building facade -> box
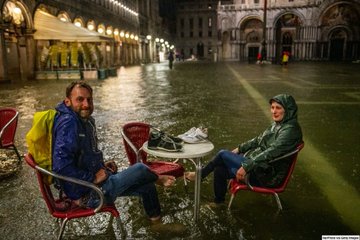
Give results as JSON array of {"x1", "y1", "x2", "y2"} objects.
[
  {"x1": 175, "y1": 0, "x2": 227, "y2": 61},
  {"x1": 0, "y1": 0, "x2": 173, "y2": 83},
  {"x1": 217, "y1": 0, "x2": 360, "y2": 62}
]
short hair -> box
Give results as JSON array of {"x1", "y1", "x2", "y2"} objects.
[{"x1": 66, "y1": 81, "x2": 93, "y2": 98}]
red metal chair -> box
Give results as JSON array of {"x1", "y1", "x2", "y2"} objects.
[
  {"x1": 228, "y1": 142, "x2": 304, "y2": 210},
  {"x1": 0, "y1": 107, "x2": 21, "y2": 161},
  {"x1": 24, "y1": 153, "x2": 121, "y2": 240},
  {"x1": 121, "y1": 122, "x2": 185, "y2": 178}
]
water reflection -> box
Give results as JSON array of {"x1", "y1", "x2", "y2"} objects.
[{"x1": 0, "y1": 61, "x2": 359, "y2": 239}]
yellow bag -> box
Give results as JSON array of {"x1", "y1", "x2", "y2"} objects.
[{"x1": 26, "y1": 110, "x2": 57, "y2": 183}]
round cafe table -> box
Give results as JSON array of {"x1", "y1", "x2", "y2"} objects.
[{"x1": 142, "y1": 141, "x2": 214, "y2": 222}]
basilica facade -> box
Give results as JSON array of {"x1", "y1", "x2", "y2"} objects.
[{"x1": 217, "y1": 0, "x2": 360, "y2": 62}]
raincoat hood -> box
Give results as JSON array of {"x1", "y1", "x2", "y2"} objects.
[{"x1": 269, "y1": 94, "x2": 298, "y2": 123}]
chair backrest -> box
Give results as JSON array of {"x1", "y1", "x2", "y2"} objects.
[
  {"x1": 122, "y1": 122, "x2": 150, "y2": 165},
  {"x1": 24, "y1": 153, "x2": 58, "y2": 215},
  {"x1": 0, "y1": 108, "x2": 19, "y2": 147},
  {"x1": 270, "y1": 142, "x2": 304, "y2": 191}
]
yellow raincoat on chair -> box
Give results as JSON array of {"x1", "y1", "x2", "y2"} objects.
[{"x1": 26, "y1": 109, "x2": 57, "y2": 183}]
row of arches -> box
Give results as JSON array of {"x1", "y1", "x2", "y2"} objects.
[
  {"x1": 0, "y1": 0, "x2": 140, "y2": 82},
  {"x1": 218, "y1": 1, "x2": 360, "y2": 62}
]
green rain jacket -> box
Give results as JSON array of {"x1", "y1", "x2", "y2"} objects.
[{"x1": 238, "y1": 94, "x2": 303, "y2": 187}]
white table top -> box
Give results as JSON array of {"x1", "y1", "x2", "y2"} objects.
[{"x1": 142, "y1": 141, "x2": 214, "y2": 159}]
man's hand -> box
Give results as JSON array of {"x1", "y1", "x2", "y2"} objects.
[
  {"x1": 236, "y1": 167, "x2": 246, "y2": 182},
  {"x1": 105, "y1": 160, "x2": 118, "y2": 173},
  {"x1": 232, "y1": 147, "x2": 239, "y2": 154},
  {"x1": 94, "y1": 168, "x2": 108, "y2": 185}
]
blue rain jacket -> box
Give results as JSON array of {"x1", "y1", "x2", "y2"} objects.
[{"x1": 52, "y1": 102, "x2": 104, "y2": 200}]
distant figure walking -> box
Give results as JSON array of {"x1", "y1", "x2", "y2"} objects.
[
  {"x1": 168, "y1": 51, "x2": 174, "y2": 69},
  {"x1": 256, "y1": 52, "x2": 262, "y2": 64},
  {"x1": 282, "y1": 51, "x2": 290, "y2": 66}
]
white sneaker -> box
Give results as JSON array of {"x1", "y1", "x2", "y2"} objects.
[
  {"x1": 181, "y1": 128, "x2": 208, "y2": 143},
  {"x1": 177, "y1": 127, "x2": 196, "y2": 139}
]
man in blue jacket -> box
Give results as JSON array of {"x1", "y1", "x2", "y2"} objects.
[{"x1": 52, "y1": 81, "x2": 174, "y2": 221}]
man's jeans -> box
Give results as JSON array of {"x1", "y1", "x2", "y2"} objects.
[
  {"x1": 201, "y1": 150, "x2": 246, "y2": 203},
  {"x1": 88, "y1": 163, "x2": 161, "y2": 218}
]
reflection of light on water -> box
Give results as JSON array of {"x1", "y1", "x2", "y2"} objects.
[
  {"x1": 227, "y1": 64, "x2": 360, "y2": 233},
  {"x1": 97, "y1": 68, "x2": 144, "y2": 111},
  {"x1": 15, "y1": 87, "x2": 39, "y2": 120}
]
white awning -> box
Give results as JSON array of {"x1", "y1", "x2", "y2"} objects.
[{"x1": 34, "y1": 10, "x2": 112, "y2": 42}]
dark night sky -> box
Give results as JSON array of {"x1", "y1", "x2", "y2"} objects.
[{"x1": 159, "y1": 0, "x2": 177, "y2": 19}]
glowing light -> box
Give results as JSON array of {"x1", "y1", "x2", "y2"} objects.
[{"x1": 13, "y1": 7, "x2": 21, "y2": 14}]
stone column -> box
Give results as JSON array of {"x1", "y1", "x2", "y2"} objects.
[
  {"x1": 0, "y1": 24, "x2": 8, "y2": 82},
  {"x1": 24, "y1": 28, "x2": 35, "y2": 80}
]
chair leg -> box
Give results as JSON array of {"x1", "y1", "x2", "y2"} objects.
[
  {"x1": 115, "y1": 216, "x2": 126, "y2": 240},
  {"x1": 13, "y1": 145, "x2": 21, "y2": 162},
  {"x1": 183, "y1": 174, "x2": 188, "y2": 186},
  {"x1": 273, "y1": 193, "x2": 283, "y2": 211},
  {"x1": 228, "y1": 194, "x2": 235, "y2": 210},
  {"x1": 58, "y1": 218, "x2": 69, "y2": 240}
]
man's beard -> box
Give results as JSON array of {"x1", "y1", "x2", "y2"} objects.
[{"x1": 78, "y1": 109, "x2": 92, "y2": 119}]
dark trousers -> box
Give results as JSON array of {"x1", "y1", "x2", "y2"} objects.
[{"x1": 201, "y1": 150, "x2": 246, "y2": 203}]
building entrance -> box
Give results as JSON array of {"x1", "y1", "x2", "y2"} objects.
[{"x1": 248, "y1": 46, "x2": 259, "y2": 63}]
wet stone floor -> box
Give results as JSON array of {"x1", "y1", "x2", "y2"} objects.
[{"x1": 0, "y1": 61, "x2": 359, "y2": 239}]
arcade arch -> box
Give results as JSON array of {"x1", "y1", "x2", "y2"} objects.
[
  {"x1": 240, "y1": 17, "x2": 263, "y2": 62},
  {"x1": 1, "y1": 0, "x2": 34, "y2": 81},
  {"x1": 273, "y1": 12, "x2": 303, "y2": 62},
  {"x1": 319, "y1": 2, "x2": 360, "y2": 60}
]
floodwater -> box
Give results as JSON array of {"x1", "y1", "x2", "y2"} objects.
[{"x1": 0, "y1": 61, "x2": 359, "y2": 239}]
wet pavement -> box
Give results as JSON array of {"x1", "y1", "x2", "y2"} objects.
[{"x1": 0, "y1": 61, "x2": 359, "y2": 239}]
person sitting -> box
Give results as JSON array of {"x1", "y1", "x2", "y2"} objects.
[
  {"x1": 185, "y1": 94, "x2": 303, "y2": 204},
  {"x1": 52, "y1": 80, "x2": 175, "y2": 221}
]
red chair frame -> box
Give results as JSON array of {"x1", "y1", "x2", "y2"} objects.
[
  {"x1": 228, "y1": 142, "x2": 304, "y2": 210},
  {"x1": 121, "y1": 122, "x2": 185, "y2": 178},
  {"x1": 24, "y1": 153, "x2": 121, "y2": 240},
  {"x1": 0, "y1": 107, "x2": 21, "y2": 161}
]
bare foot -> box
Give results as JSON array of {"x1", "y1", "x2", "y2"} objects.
[
  {"x1": 184, "y1": 172, "x2": 195, "y2": 182},
  {"x1": 156, "y1": 175, "x2": 176, "y2": 187},
  {"x1": 149, "y1": 215, "x2": 161, "y2": 222}
]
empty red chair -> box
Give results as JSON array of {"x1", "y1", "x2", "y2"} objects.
[
  {"x1": 228, "y1": 142, "x2": 304, "y2": 210},
  {"x1": 0, "y1": 107, "x2": 21, "y2": 161},
  {"x1": 24, "y1": 153, "x2": 121, "y2": 240},
  {"x1": 121, "y1": 122, "x2": 185, "y2": 178}
]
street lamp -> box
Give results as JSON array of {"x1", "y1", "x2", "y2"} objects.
[{"x1": 262, "y1": 0, "x2": 267, "y2": 60}]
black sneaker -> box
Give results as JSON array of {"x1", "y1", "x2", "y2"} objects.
[
  {"x1": 148, "y1": 131, "x2": 183, "y2": 152},
  {"x1": 159, "y1": 131, "x2": 184, "y2": 145},
  {"x1": 151, "y1": 127, "x2": 184, "y2": 145}
]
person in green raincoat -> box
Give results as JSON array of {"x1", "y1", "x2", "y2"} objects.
[{"x1": 185, "y1": 94, "x2": 303, "y2": 204}]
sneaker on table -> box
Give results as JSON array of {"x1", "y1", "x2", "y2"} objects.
[
  {"x1": 177, "y1": 127, "x2": 196, "y2": 139},
  {"x1": 179, "y1": 127, "x2": 208, "y2": 143},
  {"x1": 148, "y1": 131, "x2": 183, "y2": 152}
]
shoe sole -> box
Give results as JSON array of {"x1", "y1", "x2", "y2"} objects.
[
  {"x1": 148, "y1": 146, "x2": 182, "y2": 152},
  {"x1": 182, "y1": 135, "x2": 208, "y2": 144}
]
